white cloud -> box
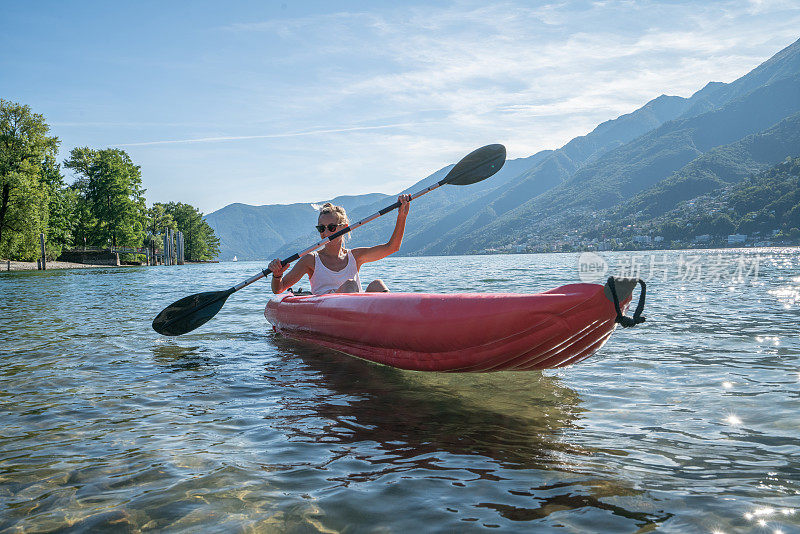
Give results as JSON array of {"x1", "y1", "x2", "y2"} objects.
[
  {"x1": 257, "y1": 2, "x2": 794, "y2": 126},
  {"x1": 112, "y1": 122, "x2": 431, "y2": 147}
]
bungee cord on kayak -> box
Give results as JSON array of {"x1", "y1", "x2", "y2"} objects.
[{"x1": 607, "y1": 276, "x2": 647, "y2": 327}]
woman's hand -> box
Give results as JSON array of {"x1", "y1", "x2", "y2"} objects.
[
  {"x1": 269, "y1": 258, "x2": 286, "y2": 278},
  {"x1": 398, "y1": 194, "x2": 411, "y2": 217}
]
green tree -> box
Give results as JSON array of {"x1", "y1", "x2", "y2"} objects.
[
  {"x1": 40, "y1": 154, "x2": 77, "y2": 259},
  {"x1": 145, "y1": 203, "x2": 176, "y2": 259},
  {"x1": 147, "y1": 203, "x2": 176, "y2": 237},
  {"x1": 157, "y1": 202, "x2": 220, "y2": 261},
  {"x1": 0, "y1": 100, "x2": 60, "y2": 260},
  {"x1": 65, "y1": 147, "x2": 147, "y2": 248}
]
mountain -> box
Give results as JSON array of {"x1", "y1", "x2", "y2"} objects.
[
  {"x1": 207, "y1": 37, "x2": 800, "y2": 259},
  {"x1": 439, "y1": 39, "x2": 800, "y2": 254},
  {"x1": 205, "y1": 193, "x2": 391, "y2": 260},
  {"x1": 223, "y1": 80, "x2": 714, "y2": 261}
]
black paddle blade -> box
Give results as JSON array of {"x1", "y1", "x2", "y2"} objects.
[
  {"x1": 444, "y1": 144, "x2": 506, "y2": 185},
  {"x1": 152, "y1": 289, "x2": 233, "y2": 336}
]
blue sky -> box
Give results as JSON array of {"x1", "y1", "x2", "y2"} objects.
[{"x1": 2, "y1": 1, "x2": 799, "y2": 214}]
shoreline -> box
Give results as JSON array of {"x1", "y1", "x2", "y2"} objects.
[
  {"x1": 2, "y1": 260, "x2": 125, "y2": 271},
  {"x1": 2, "y1": 260, "x2": 215, "y2": 272},
  {"x1": 5, "y1": 245, "x2": 796, "y2": 271}
]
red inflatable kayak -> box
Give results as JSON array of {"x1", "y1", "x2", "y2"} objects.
[{"x1": 264, "y1": 277, "x2": 645, "y2": 372}]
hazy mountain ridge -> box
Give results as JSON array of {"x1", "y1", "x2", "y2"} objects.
[
  {"x1": 206, "y1": 37, "x2": 800, "y2": 260},
  {"x1": 224, "y1": 76, "x2": 714, "y2": 260},
  {"x1": 205, "y1": 193, "x2": 392, "y2": 260}
]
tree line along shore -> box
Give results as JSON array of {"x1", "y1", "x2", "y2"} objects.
[{"x1": 1, "y1": 99, "x2": 221, "y2": 265}]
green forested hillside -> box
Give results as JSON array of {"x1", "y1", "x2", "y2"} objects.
[
  {"x1": 610, "y1": 112, "x2": 800, "y2": 220},
  {"x1": 552, "y1": 74, "x2": 800, "y2": 210},
  {"x1": 632, "y1": 157, "x2": 800, "y2": 243}
]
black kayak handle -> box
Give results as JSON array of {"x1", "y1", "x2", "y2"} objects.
[{"x1": 607, "y1": 277, "x2": 646, "y2": 327}]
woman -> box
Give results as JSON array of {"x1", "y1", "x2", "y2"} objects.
[{"x1": 268, "y1": 194, "x2": 411, "y2": 294}]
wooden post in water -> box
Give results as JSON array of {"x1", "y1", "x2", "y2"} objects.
[
  {"x1": 40, "y1": 233, "x2": 46, "y2": 270},
  {"x1": 177, "y1": 231, "x2": 184, "y2": 265},
  {"x1": 163, "y1": 231, "x2": 169, "y2": 266}
]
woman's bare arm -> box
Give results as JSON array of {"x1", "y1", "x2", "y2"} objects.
[
  {"x1": 352, "y1": 194, "x2": 410, "y2": 267},
  {"x1": 269, "y1": 255, "x2": 313, "y2": 294}
]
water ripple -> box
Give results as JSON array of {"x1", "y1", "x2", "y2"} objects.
[{"x1": 1, "y1": 250, "x2": 799, "y2": 532}]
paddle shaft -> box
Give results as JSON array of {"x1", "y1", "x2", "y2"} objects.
[
  {"x1": 230, "y1": 180, "x2": 446, "y2": 293},
  {"x1": 156, "y1": 175, "x2": 453, "y2": 335},
  {"x1": 151, "y1": 144, "x2": 504, "y2": 336}
]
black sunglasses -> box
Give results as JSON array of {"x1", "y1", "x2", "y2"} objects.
[{"x1": 316, "y1": 223, "x2": 342, "y2": 233}]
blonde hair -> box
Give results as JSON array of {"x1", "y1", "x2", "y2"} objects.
[{"x1": 319, "y1": 202, "x2": 349, "y2": 226}]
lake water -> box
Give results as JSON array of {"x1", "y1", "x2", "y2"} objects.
[{"x1": 1, "y1": 249, "x2": 799, "y2": 533}]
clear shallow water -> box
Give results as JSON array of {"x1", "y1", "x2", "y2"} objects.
[{"x1": 1, "y1": 249, "x2": 798, "y2": 533}]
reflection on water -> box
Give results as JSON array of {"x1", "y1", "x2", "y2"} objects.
[
  {"x1": 268, "y1": 338, "x2": 672, "y2": 530},
  {"x1": 273, "y1": 337, "x2": 585, "y2": 464},
  {"x1": 1, "y1": 249, "x2": 799, "y2": 532},
  {"x1": 151, "y1": 342, "x2": 210, "y2": 371}
]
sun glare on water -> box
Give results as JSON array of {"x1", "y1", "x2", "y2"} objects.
[{"x1": 725, "y1": 414, "x2": 742, "y2": 426}]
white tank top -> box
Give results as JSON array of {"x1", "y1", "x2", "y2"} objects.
[{"x1": 309, "y1": 250, "x2": 362, "y2": 294}]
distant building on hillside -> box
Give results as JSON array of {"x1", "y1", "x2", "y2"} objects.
[
  {"x1": 693, "y1": 234, "x2": 711, "y2": 243},
  {"x1": 633, "y1": 235, "x2": 651, "y2": 244},
  {"x1": 728, "y1": 234, "x2": 747, "y2": 244}
]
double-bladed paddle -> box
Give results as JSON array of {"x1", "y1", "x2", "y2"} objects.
[{"x1": 152, "y1": 144, "x2": 506, "y2": 336}]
